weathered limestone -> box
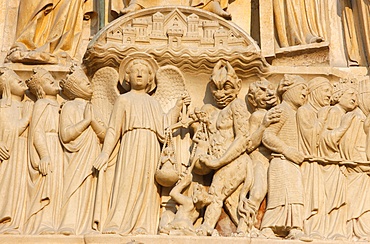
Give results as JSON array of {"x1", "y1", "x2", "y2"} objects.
[{"x1": 0, "y1": 1, "x2": 369, "y2": 243}]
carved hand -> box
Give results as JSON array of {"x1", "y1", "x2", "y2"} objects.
[
  {"x1": 282, "y1": 147, "x2": 305, "y2": 165},
  {"x1": 39, "y1": 156, "x2": 51, "y2": 176},
  {"x1": 262, "y1": 107, "x2": 282, "y2": 128},
  {"x1": 93, "y1": 152, "x2": 109, "y2": 171},
  {"x1": 0, "y1": 141, "x2": 10, "y2": 161},
  {"x1": 176, "y1": 91, "x2": 191, "y2": 108}
]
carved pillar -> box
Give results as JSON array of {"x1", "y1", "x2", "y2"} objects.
[{"x1": 259, "y1": 0, "x2": 275, "y2": 58}]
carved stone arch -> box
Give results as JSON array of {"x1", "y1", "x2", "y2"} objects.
[{"x1": 84, "y1": 6, "x2": 269, "y2": 80}]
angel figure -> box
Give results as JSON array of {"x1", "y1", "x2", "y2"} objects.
[
  {"x1": 25, "y1": 68, "x2": 63, "y2": 235},
  {"x1": 58, "y1": 66, "x2": 106, "y2": 235},
  {"x1": 93, "y1": 54, "x2": 191, "y2": 235},
  {"x1": 0, "y1": 68, "x2": 32, "y2": 234}
]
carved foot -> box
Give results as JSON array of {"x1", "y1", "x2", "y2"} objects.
[
  {"x1": 7, "y1": 48, "x2": 58, "y2": 64},
  {"x1": 131, "y1": 227, "x2": 148, "y2": 235},
  {"x1": 202, "y1": 1, "x2": 231, "y2": 20},
  {"x1": 286, "y1": 228, "x2": 312, "y2": 242},
  {"x1": 2, "y1": 228, "x2": 21, "y2": 235},
  {"x1": 102, "y1": 228, "x2": 117, "y2": 234},
  {"x1": 196, "y1": 223, "x2": 213, "y2": 236},
  {"x1": 58, "y1": 227, "x2": 75, "y2": 236},
  {"x1": 308, "y1": 36, "x2": 324, "y2": 44},
  {"x1": 120, "y1": 4, "x2": 142, "y2": 16},
  {"x1": 39, "y1": 228, "x2": 56, "y2": 235},
  {"x1": 259, "y1": 228, "x2": 279, "y2": 239}
]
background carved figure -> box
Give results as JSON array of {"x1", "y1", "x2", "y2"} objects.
[
  {"x1": 26, "y1": 68, "x2": 63, "y2": 234},
  {"x1": 273, "y1": 0, "x2": 327, "y2": 48},
  {"x1": 297, "y1": 77, "x2": 332, "y2": 240},
  {"x1": 58, "y1": 67, "x2": 105, "y2": 235},
  {"x1": 93, "y1": 56, "x2": 190, "y2": 235},
  {"x1": 8, "y1": 0, "x2": 96, "y2": 64},
  {"x1": 260, "y1": 75, "x2": 308, "y2": 240},
  {"x1": 0, "y1": 68, "x2": 32, "y2": 234},
  {"x1": 237, "y1": 78, "x2": 279, "y2": 237},
  {"x1": 317, "y1": 81, "x2": 357, "y2": 240}
]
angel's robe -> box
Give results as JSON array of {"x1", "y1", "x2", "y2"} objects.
[
  {"x1": 59, "y1": 99, "x2": 100, "y2": 235},
  {"x1": 0, "y1": 100, "x2": 29, "y2": 233},
  {"x1": 102, "y1": 91, "x2": 165, "y2": 234},
  {"x1": 26, "y1": 99, "x2": 63, "y2": 234},
  {"x1": 317, "y1": 104, "x2": 347, "y2": 239}
]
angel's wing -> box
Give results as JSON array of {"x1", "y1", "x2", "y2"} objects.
[
  {"x1": 91, "y1": 67, "x2": 120, "y2": 125},
  {"x1": 153, "y1": 65, "x2": 186, "y2": 113}
]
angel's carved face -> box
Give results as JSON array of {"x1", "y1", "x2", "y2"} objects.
[
  {"x1": 128, "y1": 62, "x2": 150, "y2": 91},
  {"x1": 210, "y1": 64, "x2": 241, "y2": 108}
]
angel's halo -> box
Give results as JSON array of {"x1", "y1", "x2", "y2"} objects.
[{"x1": 118, "y1": 52, "x2": 159, "y2": 93}]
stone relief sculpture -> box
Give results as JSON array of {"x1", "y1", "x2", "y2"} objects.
[
  {"x1": 1, "y1": 2, "x2": 370, "y2": 243},
  {"x1": 7, "y1": 0, "x2": 96, "y2": 64},
  {"x1": 26, "y1": 68, "x2": 64, "y2": 234},
  {"x1": 297, "y1": 77, "x2": 333, "y2": 240},
  {"x1": 273, "y1": 0, "x2": 327, "y2": 48},
  {"x1": 111, "y1": 0, "x2": 231, "y2": 19},
  {"x1": 317, "y1": 80, "x2": 357, "y2": 240},
  {"x1": 236, "y1": 78, "x2": 279, "y2": 237},
  {"x1": 260, "y1": 75, "x2": 308, "y2": 240},
  {"x1": 0, "y1": 68, "x2": 32, "y2": 234},
  {"x1": 58, "y1": 66, "x2": 105, "y2": 235},
  {"x1": 92, "y1": 54, "x2": 191, "y2": 235}
]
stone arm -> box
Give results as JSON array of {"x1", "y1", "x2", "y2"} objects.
[
  {"x1": 100, "y1": 97, "x2": 125, "y2": 157},
  {"x1": 245, "y1": 111, "x2": 266, "y2": 153},
  {"x1": 17, "y1": 100, "x2": 33, "y2": 136},
  {"x1": 262, "y1": 109, "x2": 287, "y2": 155},
  {"x1": 59, "y1": 103, "x2": 91, "y2": 144},
  {"x1": 209, "y1": 99, "x2": 251, "y2": 169}
]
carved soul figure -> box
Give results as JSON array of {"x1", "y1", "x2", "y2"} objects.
[
  {"x1": 260, "y1": 74, "x2": 308, "y2": 240},
  {"x1": 317, "y1": 81, "x2": 358, "y2": 240},
  {"x1": 26, "y1": 68, "x2": 64, "y2": 234},
  {"x1": 297, "y1": 77, "x2": 333, "y2": 240},
  {"x1": 93, "y1": 57, "x2": 190, "y2": 235},
  {"x1": 111, "y1": 0, "x2": 231, "y2": 19},
  {"x1": 58, "y1": 67, "x2": 105, "y2": 235},
  {"x1": 0, "y1": 69, "x2": 32, "y2": 234}
]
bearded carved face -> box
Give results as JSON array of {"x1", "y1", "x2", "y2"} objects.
[{"x1": 210, "y1": 61, "x2": 241, "y2": 108}]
